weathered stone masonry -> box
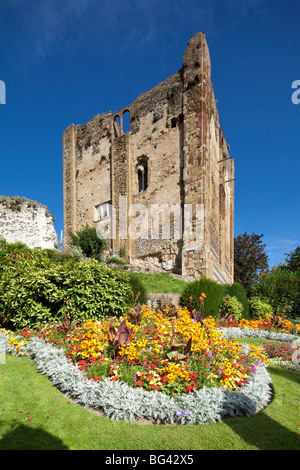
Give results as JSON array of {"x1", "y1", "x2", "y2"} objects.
[
  {"x1": 63, "y1": 32, "x2": 235, "y2": 284},
  {"x1": 0, "y1": 196, "x2": 57, "y2": 249}
]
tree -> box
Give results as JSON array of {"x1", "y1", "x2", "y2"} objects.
[
  {"x1": 284, "y1": 245, "x2": 300, "y2": 272},
  {"x1": 253, "y1": 266, "x2": 300, "y2": 317},
  {"x1": 234, "y1": 232, "x2": 269, "y2": 293}
]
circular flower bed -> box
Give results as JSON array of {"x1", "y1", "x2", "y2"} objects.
[
  {"x1": 0, "y1": 303, "x2": 276, "y2": 424},
  {"x1": 13, "y1": 304, "x2": 270, "y2": 395}
]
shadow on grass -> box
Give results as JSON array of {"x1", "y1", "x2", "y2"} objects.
[
  {"x1": 223, "y1": 375, "x2": 300, "y2": 450},
  {"x1": 224, "y1": 411, "x2": 300, "y2": 450},
  {"x1": 0, "y1": 423, "x2": 68, "y2": 450},
  {"x1": 268, "y1": 364, "x2": 300, "y2": 386}
]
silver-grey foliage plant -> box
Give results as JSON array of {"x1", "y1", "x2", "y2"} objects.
[{"x1": 219, "y1": 326, "x2": 299, "y2": 343}]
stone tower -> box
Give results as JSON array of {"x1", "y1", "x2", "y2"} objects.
[{"x1": 63, "y1": 32, "x2": 234, "y2": 284}]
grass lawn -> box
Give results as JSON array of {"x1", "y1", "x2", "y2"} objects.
[
  {"x1": 133, "y1": 272, "x2": 187, "y2": 294},
  {"x1": 0, "y1": 349, "x2": 299, "y2": 450}
]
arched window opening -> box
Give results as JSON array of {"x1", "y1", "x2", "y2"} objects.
[
  {"x1": 113, "y1": 115, "x2": 121, "y2": 138},
  {"x1": 123, "y1": 110, "x2": 130, "y2": 134}
]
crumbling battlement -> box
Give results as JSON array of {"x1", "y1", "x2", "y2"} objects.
[{"x1": 63, "y1": 32, "x2": 234, "y2": 284}]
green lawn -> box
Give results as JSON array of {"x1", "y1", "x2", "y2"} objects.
[
  {"x1": 0, "y1": 350, "x2": 299, "y2": 450},
  {"x1": 133, "y1": 272, "x2": 187, "y2": 294}
]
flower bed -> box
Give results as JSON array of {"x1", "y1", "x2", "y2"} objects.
[
  {"x1": 0, "y1": 332, "x2": 272, "y2": 425},
  {"x1": 218, "y1": 324, "x2": 300, "y2": 376},
  {"x1": 216, "y1": 315, "x2": 300, "y2": 336},
  {"x1": 0, "y1": 304, "x2": 275, "y2": 424},
  {"x1": 7, "y1": 305, "x2": 270, "y2": 395}
]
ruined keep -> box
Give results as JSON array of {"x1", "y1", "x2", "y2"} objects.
[{"x1": 63, "y1": 32, "x2": 235, "y2": 284}]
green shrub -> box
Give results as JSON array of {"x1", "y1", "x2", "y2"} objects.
[
  {"x1": 107, "y1": 255, "x2": 128, "y2": 265},
  {"x1": 68, "y1": 246, "x2": 85, "y2": 261},
  {"x1": 249, "y1": 296, "x2": 273, "y2": 319},
  {"x1": 69, "y1": 224, "x2": 107, "y2": 260},
  {"x1": 118, "y1": 246, "x2": 127, "y2": 259},
  {"x1": 252, "y1": 268, "x2": 300, "y2": 317},
  {"x1": 127, "y1": 272, "x2": 148, "y2": 306},
  {"x1": 180, "y1": 277, "x2": 225, "y2": 318},
  {"x1": 224, "y1": 282, "x2": 249, "y2": 318},
  {"x1": 39, "y1": 248, "x2": 77, "y2": 263},
  {"x1": 0, "y1": 254, "x2": 133, "y2": 329},
  {"x1": 0, "y1": 239, "x2": 36, "y2": 276},
  {"x1": 222, "y1": 295, "x2": 244, "y2": 321}
]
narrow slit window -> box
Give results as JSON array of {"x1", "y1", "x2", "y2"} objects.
[{"x1": 138, "y1": 161, "x2": 148, "y2": 192}]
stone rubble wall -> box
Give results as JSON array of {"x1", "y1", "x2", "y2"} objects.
[
  {"x1": 0, "y1": 196, "x2": 57, "y2": 249},
  {"x1": 146, "y1": 292, "x2": 181, "y2": 309}
]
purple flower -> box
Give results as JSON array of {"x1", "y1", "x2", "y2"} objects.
[{"x1": 176, "y1": 410, "x2": 190, "y2": 417}]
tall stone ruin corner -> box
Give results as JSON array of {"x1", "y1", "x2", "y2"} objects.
[{"x1": 63, "y1": 31, "x2": 235, "y2": 285}]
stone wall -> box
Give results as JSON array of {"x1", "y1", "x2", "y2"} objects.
[
  {"x1": 0, "y1": 196, "x2": 57, "y2": 249},
  {"x1": 63, "y1": 32, "x2": 235, "y2": 284},
  {"x1": 147, "y1": 292, "x2": 181, "y2": 309}
]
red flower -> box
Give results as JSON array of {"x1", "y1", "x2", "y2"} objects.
[{"x1": 189, "y1": 373, "x2": 198, "y2": 380}]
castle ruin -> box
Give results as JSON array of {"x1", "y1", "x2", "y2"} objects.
[
  {"x1": 63, "y1": 32, "x2": 235, "y2": 284},
  {"x1": 0, "y1": 196, "x2": 57, "y2": 249}
]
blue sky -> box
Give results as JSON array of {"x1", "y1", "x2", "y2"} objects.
[{"x1": 0, "y1": 0, "x2": 299, "y2": 268}]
